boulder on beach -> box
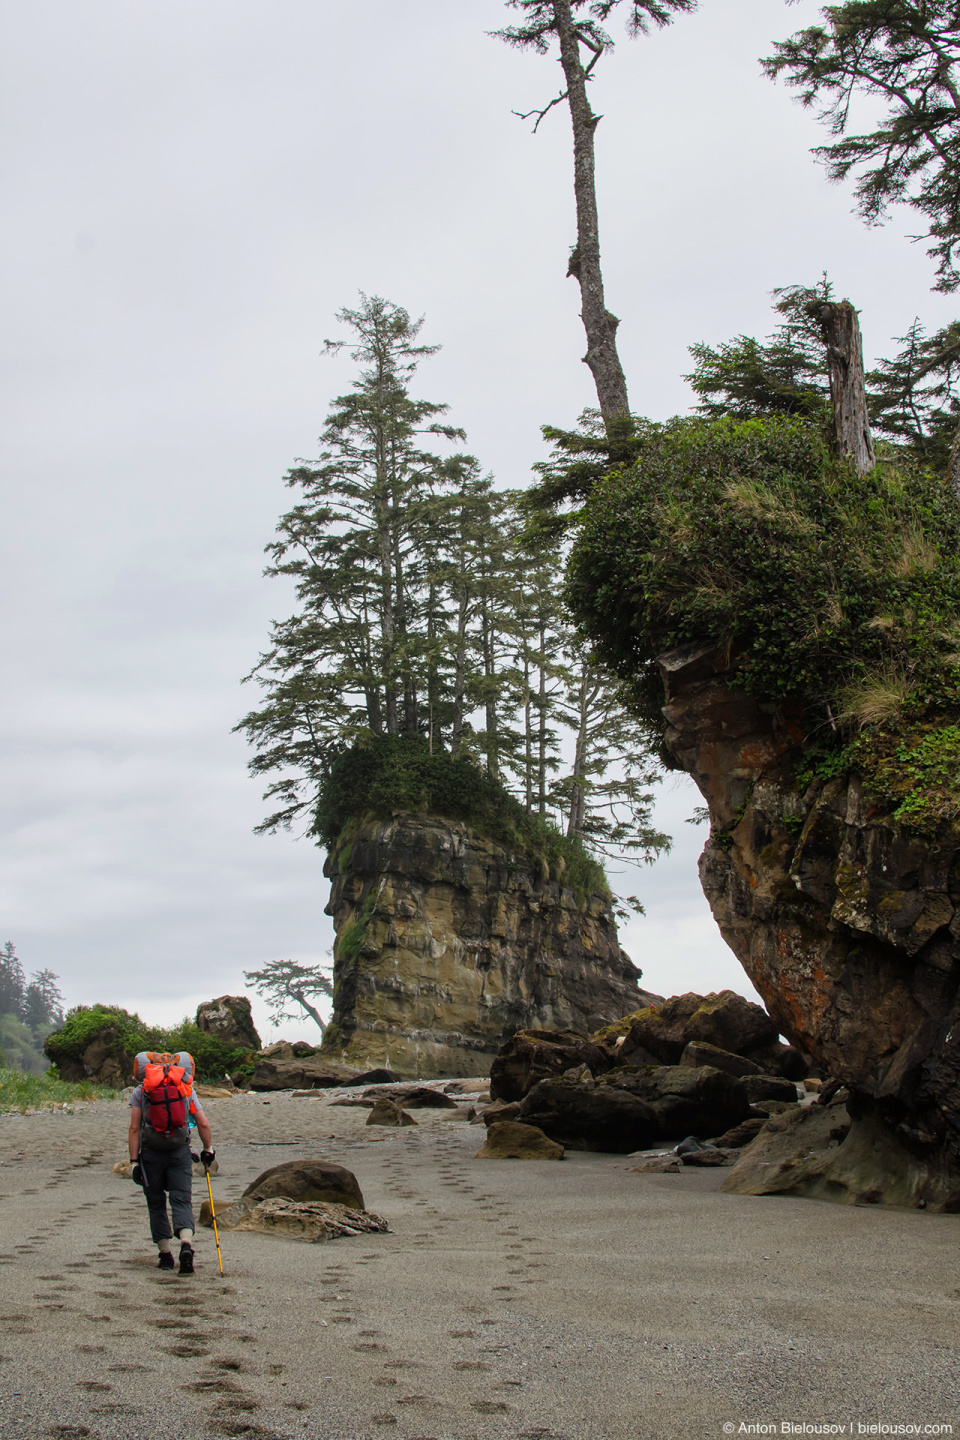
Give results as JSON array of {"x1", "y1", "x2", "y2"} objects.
[
  {"x1": 518, "y1": 1064, "x2": 753, "y2": 1152},
  {"x1": 608, "y1": 1064, "x2": 754, "y2": 1140},
  {"x1": 242, "y1": 1160, "x2": 365, "y2": 1211},
  {"x1": 619, "y1": 991, "x2": 778, "y2": 1068},
  {"x1": 741, "y1": 1073, "x2": 799, "y2": 1105},
  {"x1": 195, "y1": 994, "x2": 261, "y2": 1050},
  {"x1": 518, "y1": 1076, "x2": 660, "y2": 1153},
  {"x1": 362, "y1": 1085, "x2": 458, "y2": 1109},
  {"x1": 366, "y1": 1098, "x2": 417, "y2": 1127},
  {"x1": 474, "y1": 1121, "x2": 564, "y2": 1160},
  {"x1": 489, "y1": 1028, "x2": 611, "y2": 1102}
]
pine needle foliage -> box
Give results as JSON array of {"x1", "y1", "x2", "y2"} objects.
[{"x1": 765, "y1": 1, "x2": 960, "y2": 293}]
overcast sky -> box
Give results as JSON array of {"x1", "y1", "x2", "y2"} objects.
[{"x1": 3, "y1": 0, "x2": 955, "y2": 1042}]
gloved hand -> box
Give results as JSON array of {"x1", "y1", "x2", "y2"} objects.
[
  {"x1": 200, "y1": 1150, "x2": 216, "y2": 1172},
  {"x1": 131, "y1": 1163, "x2": 144, "y2": 1187}
]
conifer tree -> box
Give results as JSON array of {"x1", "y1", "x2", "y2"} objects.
[
  {"x1": 0, "y1": 941, "x2": 25, "y2": 1019},
  {"x1": 765, "y1": 2, "x2": 960, "y2": 295},
  {"x1": 237, "y1": 296, "x2": 468, "y2": 831}
]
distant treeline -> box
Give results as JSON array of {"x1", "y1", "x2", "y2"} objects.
[{"x1": 0, "y1": 941, "x2": 65, "y2": 1074}]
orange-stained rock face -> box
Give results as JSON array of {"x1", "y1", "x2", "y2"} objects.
[
  {"x1": 318, "y1": 813, "x2": 651, "y2": 1079},
  {"x1": 658, "y1": 642, "x2": 960, "y2": 1180}
]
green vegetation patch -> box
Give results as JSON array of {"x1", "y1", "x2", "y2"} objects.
[
  {"x1": 45, "y1": 1004, "x2": 256, "y2": 1085},
  {"x1": 566, "y1": 415, "x2": 960, "y2": 831},
  {"x1": 0, "y1": 1067, "x2": 123, "y2": 1113},
  {"x1": 315, "y1": 734, "x2": 608, "y2": 901}
]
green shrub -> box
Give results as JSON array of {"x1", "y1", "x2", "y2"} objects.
[
  {"x1": 44, "y1": 1005, "x2": 256, "y2": 1084},
  {"x1": 567, "y1": 415, "x2": 960, "y2": 830},
  {"x1": 315, "y1": 734, "x2": 608, "y2": 900}
]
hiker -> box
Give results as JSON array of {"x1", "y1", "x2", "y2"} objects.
[{"x1": 128, "y1": 1054, "x2": 216, "y2": 1274}]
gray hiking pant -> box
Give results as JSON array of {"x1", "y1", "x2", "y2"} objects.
[{"x1": 140, "y1": 1144, "x2": 194, "y2": 1243}]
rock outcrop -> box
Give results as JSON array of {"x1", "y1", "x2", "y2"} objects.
[
  {"x1": 489, "y1": 1028, "x2": 613, "y2": 1102},
  {"x1": 658, "y1": 642, "x2": 960, "y2": 1209},
  {"x1": 517, "y1": 1065, "x2": 755, "y2": 1152},
  {"x1": 195, "y1": 995, "x2": 261, "y2": 1050},
  {"x1": 249, "y1": 1042, "x2": 359, "y2": 1091},
  {"x1": 320, "y1": 813, "x2": 648, "y2": 1078}
]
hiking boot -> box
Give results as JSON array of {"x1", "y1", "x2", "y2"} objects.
[
  {"x1": 158, "y1": 1251, "x2": 175, "y2": 1270},
  {"x1": 179, "y1": 1243, "x2": 195, "y2": 1275}
]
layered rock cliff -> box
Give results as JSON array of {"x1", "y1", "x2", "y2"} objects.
[
  {"x1": 319, "y1": 813, "x2": 651, "y2": 1078},
  {"x1": 659, "y1": 643, "x2": 960, "y2": 1209}
]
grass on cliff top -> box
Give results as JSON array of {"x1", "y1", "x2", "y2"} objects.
[
  {"x1": 0, "y1": 1067, "x2": 123, "y2": 1113},
  {"x1": 315, "y1": 734, "x2": 609, "y2": 900},
  {"x1": 565, "y1": 414, "x2": 960, "y2": 831}
]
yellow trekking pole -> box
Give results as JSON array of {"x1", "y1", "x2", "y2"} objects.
[{"x1": 205, "y1": 1169, "x2": 224, "y2": 1276}]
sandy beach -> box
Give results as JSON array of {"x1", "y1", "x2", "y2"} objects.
[{"x1": 1, "y1": 1088, "x2": 957, "y2": 1440}]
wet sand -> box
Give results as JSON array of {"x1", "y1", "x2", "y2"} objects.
[{"x1": 1, "y1": 1088, "x2": 957, "y2": 1440}]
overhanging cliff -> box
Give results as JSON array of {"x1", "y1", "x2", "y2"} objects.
[
  {"x1": 659, "y1": 643, "x2": 960, "y2": 1208},
  {"x1": 319, "y1": 812, "x2": 651, "y2": 1078}
]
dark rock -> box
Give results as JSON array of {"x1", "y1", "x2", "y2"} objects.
[
  {"x1": 751, "y1": 1099, "x2": 800, "y2": 1116},
  {"x1": 603, "y1": 1065, "x2": 754, "y2": 1141},
  {"x1": 620, "y1": 991, "x2": 778, "y2": 1067},
  {"x1": 741, "y1": 1074, "x2": 800, "y2": 1105},
  {"x1": 366, "y1": 1098, "x2": 416, "y2": 1127},
  {"x1": 744, "y1": 1040, "x2": 808, "y2": 1081},
  {"x1": 249, "y1": 1057, "x2": 360, "y2": 1091},
  {"x1": 361, "y1": 1085, "x2": 459, "y2": 1109},
  {"x1": 195, "y1": 995, "x2": 261, "y2": 1050},
  {"x1": 516, "y1": 1064, "x2": 753, "y2": 1153},
  {"x1": 474, "y1": 1121, "x2": 564, "y2": 1160},
  {"x1": 352, "y1": 1068, "x2": 410, "y2": 1086},
  {"x1": 242, "y1": 1160, "x2": 364, "y2": 1211},
  {"x1": 489, "y1": 1029, "x2": 611, "y2": 1102},
  {"x1": 680, "y1": 1042, "x2": 762, "y2": 1077},
  {"x1": 518, "y1": 1076, "x2": 660, "y2": 1153},
  {"x1": 712, "y1": 1117, "x2": 768, "y2": 1147},
  {"x1": 480, "y1": 1101, "x2": 522, "y2": 1128}
]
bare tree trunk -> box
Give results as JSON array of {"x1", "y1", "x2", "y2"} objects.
[
  {"x1": 947, "y1": 421, "x2": 960, "y2": 501},
  {"x1": 814, "y1": 300, "x2": 876, "y2": 474},
  {"x1": 289, "y1": 988, "x2": 326, "y2": 1035},
  {"x1": 553, "y1": 0, "x2": 630, "y2": 425}
]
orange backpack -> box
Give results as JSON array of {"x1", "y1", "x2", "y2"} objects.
[{"x1": 133, "y1": 1052, "x2": 195, "y2": 1150}]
